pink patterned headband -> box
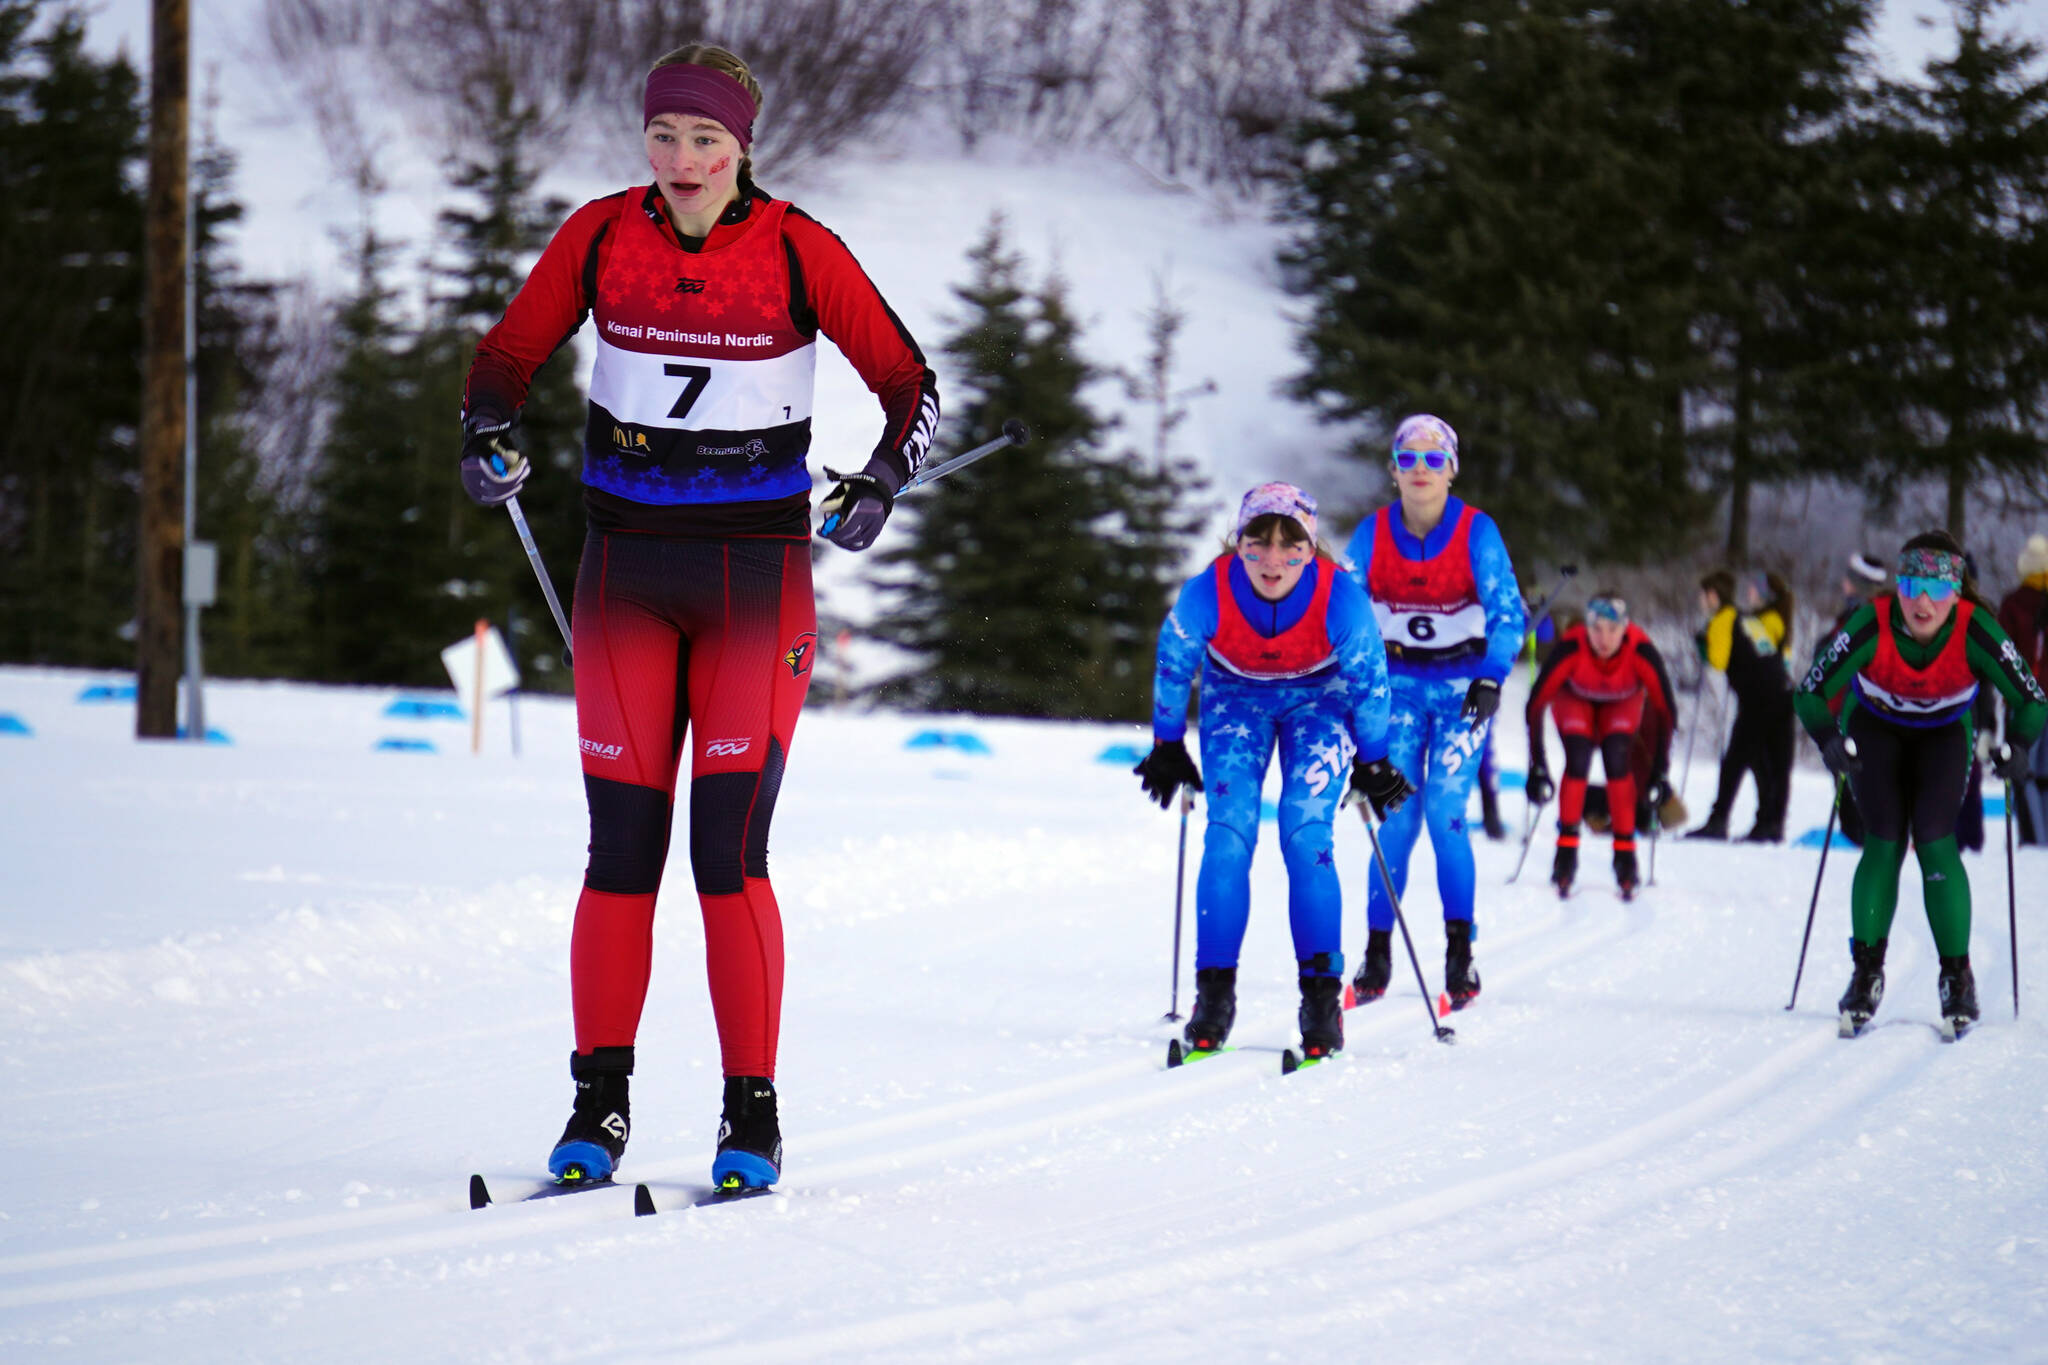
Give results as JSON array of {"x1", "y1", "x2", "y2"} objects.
[{"x1": 1236, "y1": 482, "x2": 1319, "y2": 541}]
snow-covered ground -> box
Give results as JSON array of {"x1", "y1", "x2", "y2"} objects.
[{"x1": 3, "y1": 665, "x2": 2044, "y2": 1361}]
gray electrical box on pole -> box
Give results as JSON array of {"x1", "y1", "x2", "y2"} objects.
[{"x1": 183, "y1": 540, "x2": 214, "y2": 739}]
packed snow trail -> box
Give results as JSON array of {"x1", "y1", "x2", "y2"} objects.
[{"x1": 0, "y1": 668, "x2": 2043, "y2": 1361}]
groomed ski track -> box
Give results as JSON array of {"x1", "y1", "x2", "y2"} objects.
[{"x1": 1, "y1": 669, "x2": 2042, "y2": 1361}]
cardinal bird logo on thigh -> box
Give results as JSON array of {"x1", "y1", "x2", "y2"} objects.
[{"x1": 785, "y1": 632, "x2": 817, "y2": 678}]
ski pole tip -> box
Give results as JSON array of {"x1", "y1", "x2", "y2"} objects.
[
  {"x1": 1436, "y1": 1026, "x2": 1457, "y2": 1043},
  {"x1": 1002, "y1": 418, "x2": 1030, "y2": 446}
]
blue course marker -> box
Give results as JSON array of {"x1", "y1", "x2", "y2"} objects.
[
  {"x1": 384, "y1": 697, "x2": 466, "y2": 720},
  {"x1": 1096, "y1": 743, "x2": 1147, "y2": 766},
  {"x1": 375, "y1": 737, "x2": 438, "y2": 753},
  {"x1": 176, "y1": 727, "x2": 232, "y2": 744},
  {"x1": 0, "y1": 714, "x2": 30, "y2": 736},
  {"x1": 77, "y1": 683, "x2": 137, "y2": 703},
  {"x1": 904, "y1": 730, "x2": 992, "y2": 756}
]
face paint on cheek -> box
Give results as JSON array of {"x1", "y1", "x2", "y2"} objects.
[{"x1": 709, "y1": 156, "x2": 731, "y2": 176}]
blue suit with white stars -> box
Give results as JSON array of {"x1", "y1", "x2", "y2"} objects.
[
  {"x1": 1346, "y1": 498, "x2": 1525, "y2": 931},
  {"x1": 1152, "y1": 558, "x2": 1392, "y2": 977}
]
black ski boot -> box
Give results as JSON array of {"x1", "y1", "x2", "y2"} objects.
[
  {"x1": 1937, "y1": 955, "x2": 1980, "y2": 1042},
  {"x1": 1183, "y1": 966, "x2": 1237, "y2": 1052},
  {"x1": 1837, "y1": 937, "x2": 1887, "y2": 1038},
  {"x1": 549, "y1": 1046, "x2": 632, "y2": 1183},
  {"x1": 1613, "y1": 840, "x2": 1639, "y2": 899},
  {"x1": 1551, "y1": 826, "x2": 1580, "y2": 896},
  {"x1": 1350, "y1": 930, "x2": 1392, "y2": 1004},
  {"x1": 1298, "y1": 956, "x2": 1344, "y2": 1059},
  {"x1": 1444, "y1": 919, "x2": 1481, "y2": 1011},
  {"x1": 712, "y1": 1075, "x2": 782, "y2": 1192},
  {"x1": 1685, "y1": 816, "x2": 1730, "y2": 841}
]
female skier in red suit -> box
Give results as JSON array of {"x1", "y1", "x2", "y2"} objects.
[
  {"x1": 459, "y1": 43, "x2": 939, "y2": 1192},
  {"x1": 1524, "y1": 594, "x2": 1678, "y2": 898}
]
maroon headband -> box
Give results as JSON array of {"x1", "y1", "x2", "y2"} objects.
[{"x1": 644, "y1": 64, "x2": 756, "y2": 151}]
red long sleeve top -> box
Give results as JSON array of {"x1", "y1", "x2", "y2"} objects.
[{"x1": 464, "y1": 185, "x2": 939, "y2": 537}]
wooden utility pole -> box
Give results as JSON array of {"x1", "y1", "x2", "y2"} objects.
[{"x1": 137, "y1": 0, "x2": 189, "y2": 738}]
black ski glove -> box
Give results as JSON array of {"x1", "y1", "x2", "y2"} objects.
[
  {"x1": 1134, "y1": 739, "x2": 1203, "y2": 809},
  {"x1": 1348, "y1": 755, "x2": 1416, "y2": 819},
  {"x1": 1993, "y1": 741, "x2": 2032, "y2": 785},
  {"x1": 818, "y1": 462, "x2": 897, "y2": 551},
  {"x1": 1645, "y1": 770, "x2": 1674, "y2": 812},
  {"x1": 1461, "y1": 677, "x2": 1501, "y2": 725},
  {"x1": 1525, "y1": 759, "x2": 1555, "y2": 807},
  {"x1": 460, "y1": 414, "x2": 530, "y2": 506},
  {"x1": 1819, "y1": 733, "x2": 1861, "y2": 782}
]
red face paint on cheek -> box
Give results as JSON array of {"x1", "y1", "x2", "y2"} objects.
[{"x1": 709, "y1": 156, "x2": 731, "y2": 176}]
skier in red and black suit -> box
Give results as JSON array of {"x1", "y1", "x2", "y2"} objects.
[
  {"x1": 458, "y1": 43, "x2": 939, "y2": 1194},
  {"x1": 1524, "y1": 594, "x2": 1677, "y2": 898}
]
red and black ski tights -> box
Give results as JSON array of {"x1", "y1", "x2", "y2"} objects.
[
  {"x1": 1551, "y1": 693, "x2": 1644, "y2": 838},
  {"x1": 567, "y1": 530, "x2": 815, "y2": 1078}
]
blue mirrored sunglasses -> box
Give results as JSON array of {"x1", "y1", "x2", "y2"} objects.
[
  {"x1": 1897, "y1": 575, "x2": 1958, "y2": 602},
  {"x1": 1392, "y1": 448, "x2": 1453, "y2": 472}
]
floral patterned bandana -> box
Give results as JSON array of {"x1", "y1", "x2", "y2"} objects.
[{"x1": 1897, "y1": 547, "x2": 1964, "y2": 585}]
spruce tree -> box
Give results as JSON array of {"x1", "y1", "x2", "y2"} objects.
[
  {"x1": 1286, "y1": 0, "x2": 1702, "y2": 563},
  {"x1": 188, "y1": 95, "x2": 310, "y2": 679},
  {"x1": 0, "y1": 6, "x2": 143, "y2": 665},
  {"x1": 1617, "y1": 0, "x2": 1879, "y2": 556},
  {"x1": 422, "y1": 77, "x2": 582, "y2": 692},
  {"x1": 305, "y1": 202, "x2": 462, "y2": 685},
  {"x1": 868, "y1": 217, "x2": 1200, "y2": 720},
  {"x1": 1861, "y1": 0, "x2": 2048, "y2": 541}
]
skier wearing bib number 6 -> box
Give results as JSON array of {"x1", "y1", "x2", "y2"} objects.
[
  {"x1": 1344, "y1": 415, "x2": 1527, "y2": 1011},
  {"x1": 1134, "y1": 484, "x2": 1413, "y2": 1063},
  {"x1": 457, "y1": 43, "x2": 939, "y2": 1194}
]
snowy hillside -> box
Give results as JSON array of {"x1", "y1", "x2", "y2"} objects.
[{"x1": 2, "y1": 665, "x2": 2044, "y2": 1361}]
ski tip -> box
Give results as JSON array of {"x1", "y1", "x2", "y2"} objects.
[
  {"x1": 468, "y1": 1173, "x2": 491, "y2": 1210},
  {"x1": 1166, "y1": 1039, "x2": 1185, "y2": 1068},
  {"x1": 633, "y1": 1183, "x2": 657, "y2": 1216},
  {"x1": 1342, "y1": 983, "x2": 1357, "y2": 1010},
  {"x1": 1437, "y1": 992, "x2": 1452, "y2": 1016},
  {"x1": 1281, "y1": 1049, "x2": 1300, "y2": 1075}
]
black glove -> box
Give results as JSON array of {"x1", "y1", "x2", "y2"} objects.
[
  {"x1": 1526, "y1": 761, "x2": 1555, "y2": 807},
  {"x1": 459, "y1": 415, "x2": 530, "y2": 506},
  {"x1": 1645, "y1": 772, "x2": 1674, "y2": 811},
  {"x1": 1993, "y1": 741, "x2": 2032, "y2": 785},
  {"x1": 1348, "y1": 755, "x2": 1416, "y2": 819},
  {"x1": 1462, "y1": 677, "x2": 1501, "y2": 724},
  {"x1": 1134, "y1": 739, "x2": 1203, "y2": 809},
  {"x1": 818, "y1": 463, "x2": 896, "y2": 551},
  {"x1": 1819, "y1": 733, "x2": 1861, "y2": 781}
]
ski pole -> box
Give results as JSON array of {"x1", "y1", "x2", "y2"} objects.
[
  {"x1": 1506, "y1": 793, "x2": 1549, "y2": 885},
  {"x1": 506, "y1": 495, "x2": 573, "y2": 657},
  {"x1": 1786, "y1": 762, "x2": 1851, "y2": 1011},
  {"x1": 898, "y1": 420, "x2": 1031, "y2": 495},
  {"x1": 1526, "y1": 564, "x2": 1581, "y2": 626},
  {"x1": 1164, "y1": 786, "x2": 1193, "y2": 1022},
  {"x1": 2008, "y1": 772, "x2": 2021, "y2": 1019},
  {"x1": 1359, "y1": 809, "x2": 1457, "y2": 1043},
  {"x1": 1676, "y1": 670, "x2": 1708, "y2": 802}
]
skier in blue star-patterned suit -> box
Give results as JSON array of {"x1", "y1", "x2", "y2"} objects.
[
  {"x1": 1345, "y1": 415, "x2": 1526, "y2": 1011},
  {"x1": 1135, "y1": 483, "x2": 1414, "y2": 1060}
]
